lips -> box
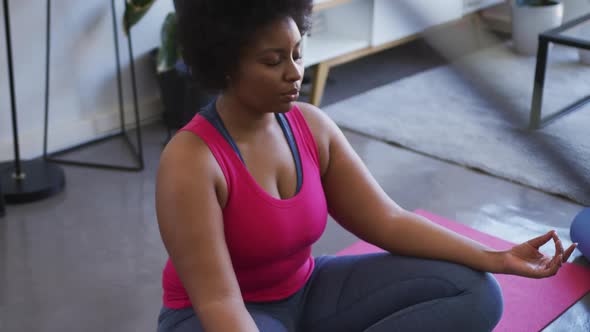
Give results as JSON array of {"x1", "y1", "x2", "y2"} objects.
[
  {"x1": 282, "y1": 88, "x2": 299, "y2": 96},
  {"x1": 280, "y1": 89, "x2": 299, "y2": 102}
]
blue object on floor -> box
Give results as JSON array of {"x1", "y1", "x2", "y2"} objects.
[{"x1": 570, "y1": 208, "x2": 590, "y2": 260}]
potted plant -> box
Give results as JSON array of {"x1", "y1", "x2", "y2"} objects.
[
  {"x1": 511, "y1": 0, "x2": 564, "y2": 55},
  {"x1": 123, "y1": 0, "x2": 212, "y2": 137}
]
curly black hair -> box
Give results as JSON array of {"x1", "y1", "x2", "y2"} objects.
[{"x1": 174, "y1": 0, "x2": 313, "y2": 92}]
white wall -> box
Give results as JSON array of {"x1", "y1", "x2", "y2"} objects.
[{"x1": 0, "y1": 0, "x2": 174, "y2": 162}]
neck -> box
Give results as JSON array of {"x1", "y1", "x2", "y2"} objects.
[{"x1": 216, "y1": 92, "x2": 276, "y2": 140}]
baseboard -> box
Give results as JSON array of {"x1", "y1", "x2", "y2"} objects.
[{"x1": 0, "y1": 97, "x2": 163, "y2": 163}]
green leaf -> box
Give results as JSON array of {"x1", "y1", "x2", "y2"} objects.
[
  {"x1": 123, "y1": 0, "x2": 157, "y2": 34},
  {"x1": 157, "y1": 12, "x2": 178, "y2": 73}
]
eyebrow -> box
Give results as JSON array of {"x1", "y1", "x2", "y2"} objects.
[{"x1": 258, "y1": 40, "x2": 301, "y2": 55}]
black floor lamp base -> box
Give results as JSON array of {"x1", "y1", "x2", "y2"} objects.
[{"x1": 0, "y1": 158, "x2": 65, "y2": 204}]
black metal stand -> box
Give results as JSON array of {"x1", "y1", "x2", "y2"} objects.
[
  {"x1": 42, "y1": 0, "x2": 144, "y2": 171},
  {"x1": 530, "y1": 13, "x2": 590, "y2": 130},
  {"x1": 0, "y1": 0, "x2": 65, "y2": 205}
]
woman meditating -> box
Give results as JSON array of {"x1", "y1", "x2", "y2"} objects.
[{"x1": 155, "y1": 1, "x2": 576, "y2": 331}]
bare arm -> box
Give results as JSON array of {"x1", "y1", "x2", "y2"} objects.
[
  {"x1": 300, "y1": 105, "x2": 503, "y2": 272},
  {"x1": 156, "y1": 132, "x2": 259, "y2": 332},
  {"x1": 298, "y1": 103, "x2": 569, "y2": 276}
]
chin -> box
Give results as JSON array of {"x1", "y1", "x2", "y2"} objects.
[{"x1": 274, "y1": 100, "x2": 296, "y2": 113}]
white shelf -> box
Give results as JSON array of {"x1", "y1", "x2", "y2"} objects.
[
  {"x1": 303, "y1": 34, "x2": 370, "y2": 66},
  {"x1": 304, "y1": 0, "x2": 373, "y2": 66},
  {"x1": 304, "y1": 0, "x2": 504, "y2": 105},
  {"x1": 372, "y1": 0, "x2": 463, "y2": 46}
]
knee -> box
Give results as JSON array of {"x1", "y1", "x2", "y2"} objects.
[{"x1": 470, "y1": 272, "x2": 504, "y2": 329}]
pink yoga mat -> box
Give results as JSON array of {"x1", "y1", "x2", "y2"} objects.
[{"x1": 336, "y1": 209, "x2": 590, "y2": 332}]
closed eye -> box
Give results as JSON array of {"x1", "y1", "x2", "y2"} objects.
[
  {"x1": 265, "y1": 59, "x2": 282, "y2": 66},
  {"x1": 263, "y1": 52, "x2": 302, "y2": 67}
]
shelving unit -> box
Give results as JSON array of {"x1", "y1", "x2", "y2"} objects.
[
  {"x1": 305, "y1": 0, "x2": 373, "y2": 66},
  {"x1": 372, "y1": 0, "x2": 463, "y2": 46},
  {"x1": 304, "y1": 0, "x2": 505, "y2": 105},
  {"x1": 304, "y1": 36, "x2": 370, "y2": 67}
]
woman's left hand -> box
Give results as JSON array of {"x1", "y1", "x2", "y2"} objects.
[{"x1": 501, "y1": 230, "x2": 577, "y2": 278}]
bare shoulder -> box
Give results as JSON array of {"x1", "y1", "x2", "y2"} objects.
[
  {"x1": 159, "y1": 131, "x2": 215, "y2": 174},
  {"x1": 294, "y1": 101, "x2": 336, "y2": 176},
  {"x1": 157, "y1": 130, "x2": 226, "y2": 205},
  {"x1": 294, "y1": 101, "x2": 335, "y2": 134}
]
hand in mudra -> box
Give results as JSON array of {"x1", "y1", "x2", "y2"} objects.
[{"x1": 502, "y1": 231, "x2": 577, "y2": 278}]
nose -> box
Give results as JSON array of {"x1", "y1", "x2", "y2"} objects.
[{"x1": 284, "y1": 58, "x2": 303, "y2": 83}]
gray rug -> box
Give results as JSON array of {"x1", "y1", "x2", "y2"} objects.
[{"x1": 324, "y1": 43, "x2": 590, "y2": 205}]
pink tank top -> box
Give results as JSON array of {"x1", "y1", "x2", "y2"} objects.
[{"x1": 161, "y1": 105, "x2": 328, "y2": 309}]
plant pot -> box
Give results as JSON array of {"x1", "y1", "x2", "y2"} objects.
[
  {"x1": 150, "y1": 49, "x2": 214, "y2": 132},
  {"x1": 511, "y1": 1, "x2": 564, "y2": 56}
]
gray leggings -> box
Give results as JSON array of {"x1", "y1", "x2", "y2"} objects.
[{"x1": 157, "y1": 253, "x2": 503, "y2": 332}]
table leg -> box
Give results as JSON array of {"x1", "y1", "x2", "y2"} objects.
[
  {"x1": 530, "y1": 39, "x2": 549, "y2": 130},
  {"x1": 310, "y1": 62, "x2": 330, "y2": 106}
]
